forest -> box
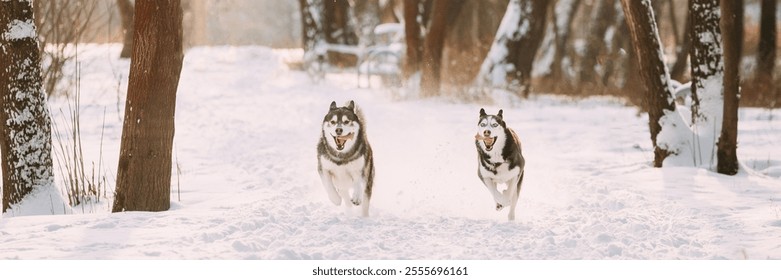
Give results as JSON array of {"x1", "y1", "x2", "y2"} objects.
[{"x1": 0, "y1": 0, "x2": 780, "y2": 262}]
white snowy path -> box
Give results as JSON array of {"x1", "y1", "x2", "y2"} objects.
[{"x1": 1, "y1": 46, "x2": 780, "y2": 259}]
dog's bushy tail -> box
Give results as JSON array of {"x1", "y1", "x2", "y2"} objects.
[{"x1": 351, "y1": 101, "x2": 369, "y2": 138}]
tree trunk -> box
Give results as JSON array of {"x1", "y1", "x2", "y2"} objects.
[
  {"x1": 754, "y1": 0, "x2": 776, "y2": 100},
  {"x1": 670, "y1": 0, "x2": 692, "y2": 82},
  {"x1": 548, "y1": 0, "x2": 581, "y2": 82},
  {"x1": 403, "y1": 0, "x2": 424, "y2": 78},
  {"x1": 476, "y1": 0, "x2": 550, "y2": 98},
  {"x1": 601, "y1": 1, "x2": 627, "y2": 88},
  {"x1": 0, "y1": 0, "x2": 55, "y2": 212},
  {"x1": 299, "y1": 0, "x2": 324, "y2": 54},
  {"x1": 717, "y1": 0, "x2": 741, "y2": 175},
  {"x1": 420, "y1": 0, "x2": 464, "y2": 97},
  {"x1": 579, "y1": 0, "x2": 616, "y2": 86},
  {"x1": 324, "y1": 0, "x2": 358, "y2": 67},
  {"x1": 688, "y1": 0, "x2": 724, "y2": 167},
  {"x1": 619, "y1": 0, "x2": 677, "y2": 167},
  {"x1": 112, "y1": 0, "x2": 183, "y2": 212},
  {"x1": 117, "y1": 0, "x2": 134, "y2": 59},
  {"x1": 354, "y1": 0, "x2": 380, "y2": 47}
]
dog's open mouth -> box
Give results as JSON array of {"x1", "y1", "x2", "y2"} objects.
[
  {"x1": 475, "y1": 134, "x2": 498, "y2": 151},
  {"x1": 333, "y1": 132, "x2": 355, "y2": 150}
]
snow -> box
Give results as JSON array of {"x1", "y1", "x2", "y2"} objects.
[
  {"x1": 1, "y1": 45, "x2": 781, "y2": 259},
  {"x1": 2, "y1": 19, "x2": 36, "y2": 41}
]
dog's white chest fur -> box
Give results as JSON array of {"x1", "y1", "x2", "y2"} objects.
[
  {"x1": 320, "y1": 155, "x2": 365, "y2": 189},
  {"x1": 480, "y1": 161, "x2": 521, "y2": 184}
]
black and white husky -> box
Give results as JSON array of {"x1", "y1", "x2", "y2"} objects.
[
  {"x1": 317, "y1": 100, "x2": 375, "y2": 217},
  {"x1": 475, "y1": 108, "x2": 525, "y2": 221}
]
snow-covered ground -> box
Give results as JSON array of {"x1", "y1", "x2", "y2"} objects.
[{"x1": 1, "y1": 45, "x2": 780, "y2": 260}]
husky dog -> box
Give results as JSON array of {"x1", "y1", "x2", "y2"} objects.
[
  {"x1": 475, "y1": 108, "x2": 525, "y2": 221},
  {"x1": 317, "y1": 100, "x2": 375, "y2": 217}
]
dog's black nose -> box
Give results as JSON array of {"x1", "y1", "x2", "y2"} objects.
[
  {"x1": 483, "y1": 130, "x2": 491, "y2": 137},
  {"x1": 336, "y1": 128, "x2": 343, "y2": 135}
]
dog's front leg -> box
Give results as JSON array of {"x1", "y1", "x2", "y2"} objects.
[
  {"x1": 350, "y1": 172, "x2": 365, "y2": 206},
  {"x1": 482, "y1": 178, "x2": 509, "y2": 210},
  {"x1": 319, "y1": 171, "x2": 342, "y2": 206},
  {"x1": 506, "y1": 176, "x2": 521, "y2": 221}
]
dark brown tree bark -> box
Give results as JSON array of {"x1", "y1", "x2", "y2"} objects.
[
  {"x1": 420, "y1": 0, "x2": 464, "y2": 97},
  {"x1": 580, "y1": 0, "x2": 616, "y2": 86},
  {"x1": 548, "y1": 0, "x2": 581, "y2": 82},
  {"x1": 476, "y1": 0, "x2": 550, "y2": 98},
  {"x1": 403, "y1": 0, "x2": 424, "y2": 78},
  {"x1": 620, "y1": 0, "x2": 677, "y2": 167},
  {"x1": 1, "y1": 0, "x2": 55, "y2": 212},
  {"x1": 117, "y1": 0, "x2": 134, "y2": 59},
  {"x1": 323, "y1": 0, "x2": 358, "y2": 66},
  {"x1": 717, "y1": 0, "x2": 741, "y2": 175},
  {"x1": 113, "y1": 0, "x2": 183, "y2": 212},
  {"x1": 670, "y1": 1, "x2": 692, "y2": 82},
  {"x1": 754, "y1": 0, "x2": 776, "y2": 99}
]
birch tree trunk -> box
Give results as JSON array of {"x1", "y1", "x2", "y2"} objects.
[{"x1": 0, "y1": 0, "x2": 55, "y2": 212}]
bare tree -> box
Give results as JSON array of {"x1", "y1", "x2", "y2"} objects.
[
  {"x1": 619, "y1": 0, "x2": 678, "y2": 167},
  {"x1": 113, "y1": 0, "x2": 183, "y2": 212},
  {"x1": 420, "y1": 0, "x2": 464, "y2": 97},
  {"x1": 476, "y1": 0, "x2": 550, "y2": 98},
  {"x1": 324, "y1": 0, "x2": 359, "y2": 66},
  {"x1": 547, "y1": 0, "x2": 581, "y2": 83},
  {"x1": 579, "y1": 0, "x2": 616, "y2": 87},
  {"x1": 117, "y1": 0, "x2": 134, "y2": 59},
  {"x1": 299, "y1": 0, "x2": 325, "y2": 54},
  {"x1": 754, "y1": 0, "x2": 776, "y2": 103},
  {"x1": 717, "y1": 0, "x2": 741, "y2": 175},
  {"x1": 403, "y1": 0, "x2": 425, "y2": 78},
  {"x1": 1, "y1": 0, "x2": 55, "y2": 212},
  {"x1": 670, "y1": 0, "x2": 692, "y2": 82},
  {"x1": 33, "y1": 0, "x2": 100, "y2": 96}
]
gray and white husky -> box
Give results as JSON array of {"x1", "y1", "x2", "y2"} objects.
[
  {"x1": 475, "y1": 108, "x2": 525, "y2": 221},
  {"x1": 317, "y1": 100, "x2": 375, "y2": 217}
]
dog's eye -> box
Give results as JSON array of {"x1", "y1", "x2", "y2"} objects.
[
  {"x1": 480, "y1": 123, "x2": 486, "y2": 127},
  {"x1": 343, "y1": 120, "x2": 349, "y2": 125},
  {"x1": 330, "y1": 120, "x2": 336, "y2": 125},
  {"x1": 491, "y1": 123, "x2": 498, "y2": 128}
]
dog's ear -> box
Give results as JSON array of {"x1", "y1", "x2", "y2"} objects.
[
  {"x1": 497, "y1": 109, "x2": 503, "y2": 119},
  {"x1": 330, "y1": 101, "x2": 337, "y2": 110},
  {"x1": 347, "y1": 100, "x2": 355, "y2": 112},
  {"x1": 479, "y1": 108, "x2": 486, "y2": 117}
]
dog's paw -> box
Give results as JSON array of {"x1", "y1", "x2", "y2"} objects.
[
  {"x1": 351, "y1": 197, "x2": 362, "y2": 206},
  {"x1": 496, "y1": 203, "x2": 504, "y2": 211}
]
